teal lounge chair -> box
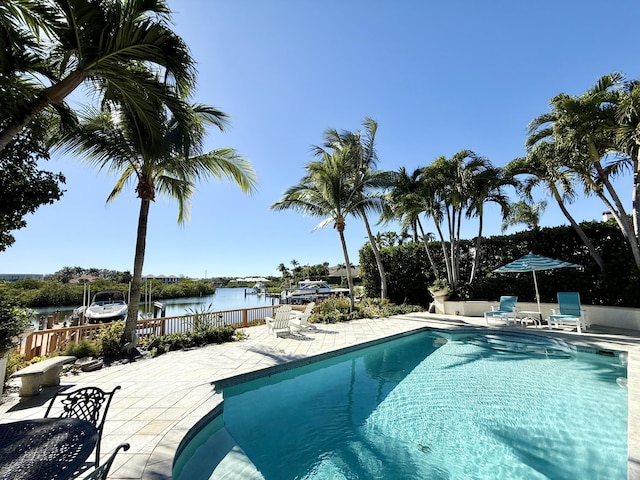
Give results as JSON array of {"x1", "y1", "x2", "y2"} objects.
[
  {"x1": 484, "y1": 296, "x2": 518, "y2": 325},
  {"x1": 547, "y1": 292, "x2": 587, "y2": 334}
]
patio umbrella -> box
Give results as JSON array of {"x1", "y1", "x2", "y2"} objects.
[{"x1": 493, "y1": 253, "x2": 582, "y2": 312}]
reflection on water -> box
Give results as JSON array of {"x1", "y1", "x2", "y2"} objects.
[{"x1": 31, "y1": 288, "x2": 279, "y2": 328}]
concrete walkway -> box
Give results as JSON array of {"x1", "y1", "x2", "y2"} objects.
[{"x1": 1, "y1": 313, "x2": 639, "y2": 479}]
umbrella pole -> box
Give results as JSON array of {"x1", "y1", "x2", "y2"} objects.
[{"x1": 532, "y1": 270, "x2": 541, "y2": 312}]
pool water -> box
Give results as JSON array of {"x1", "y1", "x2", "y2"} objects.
[{"x1": 174, "y1": 330, "x2": 628, "y2": 479}]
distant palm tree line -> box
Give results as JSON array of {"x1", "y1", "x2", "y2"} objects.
[{"x1": 277, "y1": 261, "x2": 331, "y2": 284}]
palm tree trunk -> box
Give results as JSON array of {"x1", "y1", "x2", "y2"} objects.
[
  {"x1": 416, "y1": 217, "x2": 439, "y2": 278},
  {"x1": 434, "y1": 221, "x2": 452, "y2": 284},
  {"x1": 633, "y1": 151, "x2": 640, "y2": 241},
  {"x1": 551, "y1": 187, "x2": 605, "y2": 270},
  {"x1": 0, "y1": 71, "x2": 85, "y2": 153},
  {"x1": 125, "y1": 198, "x2": 151, "y2": 342},
  {"x1": 469, "y1": 210, "x2": 484, "y2": 283},
  {"x1": 593, "y1": 161, "x2": 640, "y2": 269},
  {"x1": 338, "y1": 229, "x2": 355, "y2": 311},
  {"x1": 362, "y1": 214, "x2": 387, "y2": 300}
]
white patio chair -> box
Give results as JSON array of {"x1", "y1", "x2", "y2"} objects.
[{"x1": 265, "y1": 305, "x2": 293, "y2": 337}]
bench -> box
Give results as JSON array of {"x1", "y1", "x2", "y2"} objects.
[{"x1": 9, "y1": 356, "x2": 76, "y2": 397}]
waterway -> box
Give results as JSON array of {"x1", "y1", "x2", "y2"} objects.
[{"x1": 31, "y1": 287, "x2": 280, "y2": 328}]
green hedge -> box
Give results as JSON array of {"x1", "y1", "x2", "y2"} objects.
[{"x1": 360, "y1": 221, "x2": 640, "y2": 308}]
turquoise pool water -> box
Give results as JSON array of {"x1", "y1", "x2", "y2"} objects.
[{"x1": 174, "y1": 330, "x2": 628, "y2": 479}]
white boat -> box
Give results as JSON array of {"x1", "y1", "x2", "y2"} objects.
[
  {"x1": 281, "y1": 280, "x2": 350, "y2": 304},
  {"x1": 246, "y1": 282, "x2": 266, "y2": 295},
  {"x1": 85, "y1": 290, "x2": 128, "y2": 324}
]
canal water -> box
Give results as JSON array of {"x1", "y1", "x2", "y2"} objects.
[{"x1": 32, "y1": 287, "x2": 280, "y2": 328}]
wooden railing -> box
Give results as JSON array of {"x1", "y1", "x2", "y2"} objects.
[{"x1": 21, "y1": 304, "x2": 282, "y2": 361}]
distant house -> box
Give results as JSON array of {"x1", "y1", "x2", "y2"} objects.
[
  {"x1": 0, "y1": 273, "x2": 45, "y2": 282},
  {"x1": 231, "y1": 277, "x2": 269, "y2": 283},
  {"x1": 142, "y1": 275, "x2": 181, "y2": 284},
  {"x1": 328, "y1": 265, "x2": 360, "y2": 279},
  {"x1": 68, "y1": 274, "x2": 99, "y2": 284}
]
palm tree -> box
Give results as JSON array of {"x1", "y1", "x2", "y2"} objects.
[
  {"x1": 276, "y1": 263, "x2": 289, "y2": 278},
  {"x1": 60, "y1": 100, "x2": 256, "y2": 342},
  {"x1": 466, "y1": 165, "x2": 512, "y2": 283},
  {"x1": 381, "y1": 167, "x2": 439, "y2": 278},
  {"x1": 505, "y1": 144, "x2": 605, "y2": 269},
  {"x1": 313, "y1": 118, "x2": 388, "y2": 300},
  {"x1": 616, "y1": 79, "x2": 640, "y2": 241},
  {"x1": 419, "y1": 150, "x2": 491, "y2": 289},
  {"x1": 527, "y1": 73, "x2": 640, "y2": 268},
  {"x1": 501, "y1": 200, "x2": 547, "y2": 232},
  {"x1": 272, "y1": 147, "x2": 381, "y2": 310},
  {"x1": 0, "y1": 0, "x2": 194, "y2": 153}
]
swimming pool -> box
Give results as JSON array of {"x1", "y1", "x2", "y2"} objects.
[{"x1": 173, "y1": 329, "x2": 628, "y2": 479}]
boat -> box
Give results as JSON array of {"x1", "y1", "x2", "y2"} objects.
[
  {"x1": 280, "y1": 280, "x2": 350, "y2": 304},
  {"x1": 84, "y1": 290, "x2": 128, "y2": 324},
  {"x1": 245, "y1": 282, "x2": 266, "y2": 295}
]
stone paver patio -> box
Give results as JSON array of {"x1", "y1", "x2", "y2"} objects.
[{"x1": 1, "y1": 312, "x2": 638, "y2": 479}]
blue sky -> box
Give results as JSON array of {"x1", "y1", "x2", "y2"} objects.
[{"x1": 2, "y1": 0, "x2": 639, "y2": 278}]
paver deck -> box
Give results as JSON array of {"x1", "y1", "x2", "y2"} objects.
[{"x1": 1, "y1": 312, "x2": 638, "y2": 479}]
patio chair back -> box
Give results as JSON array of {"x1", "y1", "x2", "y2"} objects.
[
  {"x1": 498, "y1": 296, "x2": 518, "y2": 312},
  {"x1": 83, "y1": 443, "x2": 130, "y2": 480},
  {"x1": 45, "y1": 385, "x2": 121, "y2": 467},
  {"x1": 557, "y1": 292, "x2": 581, "y2": 316}
]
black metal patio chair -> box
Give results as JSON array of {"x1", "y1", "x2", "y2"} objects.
[
  {"x1": 81, "y1": 443, "x2": 130, "y2": 480},
  {"x1": 44, "y1": 385, "x2": 121, "y2": 467}
]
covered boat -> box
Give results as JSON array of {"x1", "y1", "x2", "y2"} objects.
[
  {"x1": 281, "y1": 280, "x2": 349, "y2": 304},
  {"x1": 85, "y1": 290, "x2": 128, "y2": 323}
]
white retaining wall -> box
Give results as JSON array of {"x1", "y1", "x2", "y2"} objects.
[{"x1": 439, "y1": 300, "x2": 640, "y2": 332}]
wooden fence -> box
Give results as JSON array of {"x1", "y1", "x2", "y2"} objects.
[{"x1": 21, "y1": 304, "x2": 281, "y2": 361}]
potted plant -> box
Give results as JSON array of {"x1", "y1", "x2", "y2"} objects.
[{"x1": 428, "y1": 278, "x2": 451, "y2": 298}]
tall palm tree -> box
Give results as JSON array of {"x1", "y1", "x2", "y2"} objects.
[
  {"x1": 527, "y1": 73, "x2": 640, "y2": 268},
  {"x1": 505, "y1": 144, "x2": 605, "y2": 269},
  {"x1": 616, "y1": 79, "x2": 640, "y2": 241},
  {"x1": 60, "y1": 99, "x2": 256, "y2": 342},
  {"x1": 0, "y1": 0, "x2": 194, "y2": 153},
  {"x1": 272, "y1": 148, "x2": 382, "y2": 310},
  {"x1": 420, "y1": 150, "x2": 490, "y2": 289},
  {"x1": 381, "y1": 166, "x2": 440, "y2": 278},
  {"x1": 466, "y1": 165, "x2": 512, "y2": 283},
  {"x1": 313, "y1": 118, "x2": 388, "y2": 300},
  {"x1": 276, "y1": 263, "x2": 289, "y2": 278}
]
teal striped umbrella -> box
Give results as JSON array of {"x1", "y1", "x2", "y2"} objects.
[{"x1": 493, "y1": 253, "x2": 582, "y2": 311}]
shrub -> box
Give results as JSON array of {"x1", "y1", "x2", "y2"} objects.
[
  {"x1": 63, "y1": 340, "x2": 100, "y2": 359},
  {"x1": 0, "y1": 302, "x2": 34, "y2": 354},
  {"x1": 143, "y1": 325, "x2": 239, "y2": 357},
  {"x1": 5, "y1": 352, "x2": 46, "y2": 378},
  {"x1": 97, "y1": 321, "x2": 126, "y2": 358}
]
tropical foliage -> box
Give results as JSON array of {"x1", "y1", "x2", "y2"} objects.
[
  {"x1": 312, "y1": 118, "x2": 389, "y2": 299},
  {"x1": 522, "y1": 73, "x2": 640, "y2": 269},
  {"x1": 0, "y1": 0, "x2": 195, "y2": 152},
  {"x1": 360, "y1": 221, "x2": 640, "y2": 308},
  {"x1": 59, "y1": 96, "x2": 257, "y2": 342},
  {"x1": 0, "y1": 301, "x2": 33, "y2": 352},
  {"x1": 271, "y1": 144, "x2": 385, "y2": 310}
]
